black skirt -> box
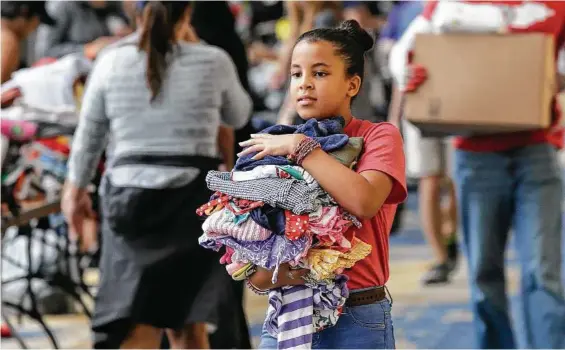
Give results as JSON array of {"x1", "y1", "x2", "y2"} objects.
[{"x1": 91, "y1": 155, "x2": 229, "y2": 347}]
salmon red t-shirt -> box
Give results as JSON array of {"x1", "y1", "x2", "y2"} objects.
[
  {"x1": 342, "y1": 119, "x2": 407, "y2": 290},
  {"x1": 422, "y1": 0, "x2": 565, "y2": 152}
]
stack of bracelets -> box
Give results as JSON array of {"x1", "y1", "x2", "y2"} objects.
[{"x1": 287, "y1": 137, "x2": 321, "y2": 166}]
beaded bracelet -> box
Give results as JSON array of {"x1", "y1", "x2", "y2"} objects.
[
  {"x1": 245, "y1": 278, "x2": 269, "y2": 296},
  {"x1": 288, "y1": 137, "x2": 321, "y2": 166}
]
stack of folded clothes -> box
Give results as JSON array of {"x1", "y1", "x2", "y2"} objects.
[{"x1": 197, "y1": 117, "x2": 370, "y2": 349}]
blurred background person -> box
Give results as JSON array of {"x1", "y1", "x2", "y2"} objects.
[
  {"x1": 192, "y1": 0, "x2": 257, "y2": 168},
  {"x1": 61, "y1": 1, "x2": 251, "y2": 348},
  {"x1": 389, "y1": 0, "x2": 565, "y2": 348},
  {"x1": 244, "y1": 0, "x2": 285, "y2": 130},
  {"x1": 400, "y1": 108, "x2": 459, "y2": 286},
  {"x1": 377, "y1": 0, "x2": 424, "y2": 237},
  {"x1": 191, "y1": 1, "x2": 255, "y2": 348},
  {"x1": 342, "y1": 1, "x2": 388, "y2": 31},
  {"x1": 386, "y1": 0, "x2": 459, "y2": 285},
  {"x1": 1, "y1": 1, "x2": 55, "y2": 83},
  {"x1": 94, "y1": 2, "x2": 247, "y2": 348},
  {"x1": 378, "y1": 0, "x2": 424, "y2": 88},
  {"x1": 378, "y1": 0, "x2": 423, "y2": 117},
  {"x1": 341, "y1": 1, "x2": 389, "y2": 123},
  {"x1": 34, "y1": 1, "x2": 131, "y2": 61},
  {"x1": 246, "y1": 0, "x2": 284, "y2": 69}
]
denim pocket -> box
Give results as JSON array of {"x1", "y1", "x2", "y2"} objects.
[{"x1": 347, "y1": 302, "x2": 387, "y2": 329}]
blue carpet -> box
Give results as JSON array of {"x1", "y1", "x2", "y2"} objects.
[
  {"x1": 392, "y1": 295, "x2": 532, "y2": 349},
  {"x1": 393, "y1": 301, "x2": 476, "y2": 349}
]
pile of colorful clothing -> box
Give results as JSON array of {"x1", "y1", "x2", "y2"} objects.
[
  {"x1": 197, "y1": 117, "x2": 371, "y2": 349},
  {"x1": 2, "y1": 135, "x2": 72, "y2": 203},
  {"x1": 1, "y1": 53, "x2": 91, "y2": 206}
]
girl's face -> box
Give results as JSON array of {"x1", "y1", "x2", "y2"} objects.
[{"x1": 289, "y1": 40, "x2": 361, "y2": 120}]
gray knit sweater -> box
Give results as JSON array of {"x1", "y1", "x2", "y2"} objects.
[{"x1": 67, "y1": 42, "x2": 251, "y2": 190}]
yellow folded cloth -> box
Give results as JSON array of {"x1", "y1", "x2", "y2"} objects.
[{"x1": 306, "y1": 238, "x2": 372, "y2": 281}]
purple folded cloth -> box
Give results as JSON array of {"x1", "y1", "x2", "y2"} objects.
[{"x1": 199, "y1": 232, "x2": 312, "y2": 283}]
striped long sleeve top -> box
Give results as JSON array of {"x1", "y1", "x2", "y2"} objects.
[{"x1": 67, "y1": 42, "x2": 251, "y2": 190}]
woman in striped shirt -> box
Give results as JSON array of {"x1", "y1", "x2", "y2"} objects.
[{"x1": 61, "y1": 1, "x2": 251, "y2": 348}]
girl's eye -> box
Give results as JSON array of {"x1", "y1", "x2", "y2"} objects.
[
  {"x1": 291, "y1": 72, "x2": 302, "y2": 78},
  {"x1": 314, "y1": 71, "x2": 328, "y2": 77}
]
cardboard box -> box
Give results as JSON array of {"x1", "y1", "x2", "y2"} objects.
[{"x1": 405, "y1": 33, "x2": 556, "y2": 137}]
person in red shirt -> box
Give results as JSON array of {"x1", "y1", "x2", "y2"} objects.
[
  {"x1": 389, "y1": 1, "x2": 565, "y2": 348},
  {"x1": 240, "y1": 19, "x2": 407, "y2": 349}
]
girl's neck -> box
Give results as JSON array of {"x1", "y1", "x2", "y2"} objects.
[{"x1": 341, "y1": 111, "x2": 354, "y2": 127}]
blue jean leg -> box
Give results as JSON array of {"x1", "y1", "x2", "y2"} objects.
[
  {"x1": 455, "y1": 147, "x2": 515, "y2": 349},
  {"x1": 511, "y1": 144, "x2": 565, "y2": 348},
  {"x1": 258, "y1": 299, "x2": 395, "y2": 349},
  {"x1": 455, "y1": 144, "x2": 565, "y2": 349}
]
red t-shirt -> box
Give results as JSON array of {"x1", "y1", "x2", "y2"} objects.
[
  {"x1": 422, "y1": 0, "x2": 565, "y2": 152},
  {"x1": 342, "y1": 119, "x2": 407, "y2": 290}
]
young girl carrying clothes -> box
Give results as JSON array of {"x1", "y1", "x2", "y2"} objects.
[{"x1": 241, "y1": 20, "x2": 407, "y2": 349}]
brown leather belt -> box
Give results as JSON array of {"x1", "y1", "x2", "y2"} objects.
[{"x1": 345, "y1": 287, "x2": 386, "y2": 307}]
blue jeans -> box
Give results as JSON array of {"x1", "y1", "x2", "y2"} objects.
[
  {"x1": 454, "y1": 144, "x2": 565, "y2": 348},
  {"x1": 258, "y1": 298, "x2": 395, "y2": 349}
]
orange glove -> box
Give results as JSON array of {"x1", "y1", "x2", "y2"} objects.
[{"x1": 404, "y1": 64, "x2": 428, "y2": 93}]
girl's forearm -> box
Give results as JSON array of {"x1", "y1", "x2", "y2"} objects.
[
  {"x1": 249, "y1": 266, "x2": 306, "y2": 290},
  {"x1": 301, "y1": 149, "x2": 392, "y2": 219}
]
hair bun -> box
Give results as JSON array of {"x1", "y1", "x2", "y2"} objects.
[{"x1": 337, "y1": 19, "x2": 374, "y2": 52}]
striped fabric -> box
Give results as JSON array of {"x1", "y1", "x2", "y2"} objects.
[
  {"x1": 202, "y1": 209, "x2": 272, "y2": 241},
  {"x1": 265, "y1": 276, "x2": 349, "y2": 349},
  {"x1": 270, "y1": 285, "x2": 314, "y2": 349}
]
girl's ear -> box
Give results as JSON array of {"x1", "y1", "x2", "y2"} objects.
[{"x1": 346, "y1": 75, "x2": 362, "y2": 98}]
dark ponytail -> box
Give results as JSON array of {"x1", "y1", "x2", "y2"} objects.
[{"x1": 138, "y1": 1, "x2": 192, "y2": 102}]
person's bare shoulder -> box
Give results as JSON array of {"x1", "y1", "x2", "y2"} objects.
[{"x1": 1, "y1": 29, "x2": 21, "y2": 83}]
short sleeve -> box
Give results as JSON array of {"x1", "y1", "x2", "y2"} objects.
[
  {"x1": 356, "y1": 123, "x2": 407, "y2": 204},
  {"x1": 422, "y1": 0, "x2": 439, "y2": 20}
]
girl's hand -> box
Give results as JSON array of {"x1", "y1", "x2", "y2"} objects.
[
  {"x1": 238, "y1": 134, "x2": 306, "y2": 160},
  {"x1": 249, "y1": 263, "x2": 309, "y2": 290}
]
